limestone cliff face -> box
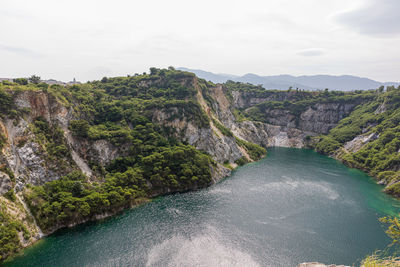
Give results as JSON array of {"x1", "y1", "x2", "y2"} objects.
[
  {"x1": 0, "y1": 82, "x2": 363, "y2": 194},
  {"x1": 0, "y1": 90, "x2": 124, "y2": 256},
  {"x1": 298, "y1": 103, "x2": 356, "y2": 134},
  {"x1": 1, "y1": 91, "x2": 73, "y2": 188},
  {"x1": 0, "y1": 78, "x2": 366, "y2": 260},
  {"x1": 231, "y1": 90, "x2": 302, "y2": 108},
  {"x1": 151, "y1": 110, "x2": 244, "y2": 165},
  {"x1": 247, "y1": 102, "x2": 356, "y2": 134},
  {"x1": 0, "y1": 90, "x2": 126, "y2": 189},
  {"x1": 224, "y1": 89, "x2": 363, "y2": 148},
  {"x1": 231, "y1": 90, "x2": 359, "y2": 134},
  {"x1": 151, "y1": 86, "x2": 256, "y2": 169},
  {"x1": 205, "y1": 87, "x2": 320, "y2": 148}
]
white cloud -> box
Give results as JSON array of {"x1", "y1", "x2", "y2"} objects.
[{"x1": 334, "y1": 0, "x2": 400, "y2": 37}]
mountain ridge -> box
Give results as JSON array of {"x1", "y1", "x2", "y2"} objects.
[{"x1": 178, "y1": 67, "x2": 400, "y2": 91}]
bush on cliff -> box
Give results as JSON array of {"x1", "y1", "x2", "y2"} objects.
[
  {"x1": 0, "y1": 202, "x2": 28, "y2": 261},
  {"x1": 314, "y1": 88, "x2": 400, "y2": 194},
  {"x1": 25, "y1": 144, "x2": 213, "y2": 232}
]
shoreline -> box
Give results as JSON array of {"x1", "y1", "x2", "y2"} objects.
[{"x1": 4, "y1": 147, "x2": 398, "y2": 265}]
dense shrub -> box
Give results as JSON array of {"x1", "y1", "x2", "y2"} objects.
[
  {"x1": 314, "y1": 88, "x2": 400, "y2": 190},
  {"x1": 235, "y1": 138, "x2": 266, "y2": 161},
  {"x1": 0, "y1": 203, "x2": 29, "y2": 261},
  {"x1": 69, "y1": 120, "x2": 90, "y2": 138},
  {"x1": 13, "y1": 78, "x2": 28, "y2": 85}
]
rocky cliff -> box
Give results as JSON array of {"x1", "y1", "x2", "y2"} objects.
[
  {"x1": 204, "y1": 84, "x2": 367, "y2": 148},
  {"x1": 0, "y1": 71, "x2": 262, "y2": 260},
  {"x1": 0, "y1": 69, "x2": 377, "y2": 262},
  {"x1": 312, "y1": 88, "x2": 400, "y2": 198}
]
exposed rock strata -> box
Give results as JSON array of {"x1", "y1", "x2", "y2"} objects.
[
  {"x1": 0, "y1": 79, "x2": 366, "y2": 262},
  {"x1": 344, "y1": 132, "x2": 378, "y2": 153},
  {"x1": 0, "y1": 84, "x2": 364, "y2": 200}
]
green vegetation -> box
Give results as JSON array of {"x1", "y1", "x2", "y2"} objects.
[
  {"x1": 361, "y1": 215, "x2": 400, "y2": 266},
  {"x1": 69, "y1": 120, "x2": 90, "y2": 138},
  {"x1": 9, "y1": 69, "x2": 216, "y2": 234},
  {"x1": 231, "y1": 108, "x2": 246, "y2": 122},
  {"x1": 225, "y1": 80, "x2": 266, "y2": 93},
  {"x1": 314, "y1": 88, "x2": 400, "y2": 197},
  {"x1": 234, "y1": 156, "x2": 249, "y2": 166},
  {"x1": 0, "y1": 132, "x2": 6, "y2": 149},
  {"x1": 29, "y1": 117, "x2": 73, "y2": 175},
  {"x1": 244, "y1": 90, "x2": 375, "y2": 125},
  {"x1": 362, "y1": 255, "x2": 400, "y2": 266},
  {"x1": 13, "y1": 78, "x2": 28, "y2": 85},
  {"x1": 0, "y1": 88, "x2": 19, "y2": 119},
  {"x1": 0, "y1": 202, "x2": 30, "y2": 261},
  {"x1": 33, "y1": 117, "x2": 70, "y2": 159},
  {"x1": 235, "y1": 137, "x2": 266, "y2": 161},
  {"x1": 24, "y1": 144, "x2": 213, "y2": 232},
  {"x1": 0, "y1": 69, "x2": 226, "y2": 261},
  {"x1": 28, "y1": 75, "x2": 41, "y2": 84},
  {"x1": 4, "y1": 189, "x2": 16, "y2": 202},
  {"x1": 24, "y1": 170, "x2": 146, "y2": 231},
  {"x1": 2, "y1": 68, "x2": 400, "y2": 264},
  {"x1": 212, "y1": 118, "x2": 233, "y2": 137},
  {"x1": 0, "y1": 167, "x2": 15, "y2": 183},
  {"x1": 314, "y1": 136, "x2": 341, "y2": 155}
]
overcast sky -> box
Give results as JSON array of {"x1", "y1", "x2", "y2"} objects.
[{"x1": 1, "y1": 0, "x2": 399, "y2": 82}]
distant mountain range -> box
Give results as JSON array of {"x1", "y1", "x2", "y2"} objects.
[{"x1": 178, "y1": 67, "x2": 400, "y2": 91}]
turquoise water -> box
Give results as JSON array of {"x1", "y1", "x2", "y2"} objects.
[{"x1": 5, "y1": 148, "x2": 400, "y2": 266}]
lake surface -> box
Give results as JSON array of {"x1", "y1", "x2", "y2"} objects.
[{"x1": 5, "y1": 148, "x2": 400, "y2": 267}]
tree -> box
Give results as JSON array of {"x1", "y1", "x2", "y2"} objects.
[
  {"x1": 149, "y1": 67, "x2": 158, "y2": 75},
  {"x1": 13, "y1": 78, "x2": 28, "y2": 85},
  {"x1": 378, "y1": 85, "x2": 385, "y2": 93},
  {"x1": 387, "y1": 86, "x2": 395, "y2": 92},
  {"x1": 380, "y1": 215, "x2": 400, "y2": 247},
  {"x1": 69, "y1": 120, "x2": 90, "y2": 138},
  {"x1": 29, "y1": 75, "x2": 41, "y2": 84},
  {"x1": 38, "y1": 83, "x2": 49, "y2": 91}
]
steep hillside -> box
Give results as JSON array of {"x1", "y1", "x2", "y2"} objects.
[
  {"x1": 313, "y1": 88, "x2": 400, "y2": 197},
  {"x1": 0, "y1": 68, "x2": 398, "y2": 262},
  {"x1": 217, "y1": 81, "x2": 375, "y2": 147},
  {"x1": 219, "y1": 81, "x2": 400, "y2": 198},
  {"x1": 0, "y1": 68, "x2": 266, "y2": 261}
]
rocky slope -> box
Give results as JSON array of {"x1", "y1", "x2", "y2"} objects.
[
  {"x1": 313, "y1": 88, "x2": 400, "y2": 198},
  {"x1": 0, "y1": 70, "x2": 264, "y2": 260},
  {"x1": 0, "y1": 69, "x2": 390, "y2": 262},
  {"x1": 207, "y1": 83, "x2": 369, "y2": 148}
]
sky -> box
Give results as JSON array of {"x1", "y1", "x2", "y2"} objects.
[{"x1": 0, "y1": 0, "x2": 399, "y2": 82}]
